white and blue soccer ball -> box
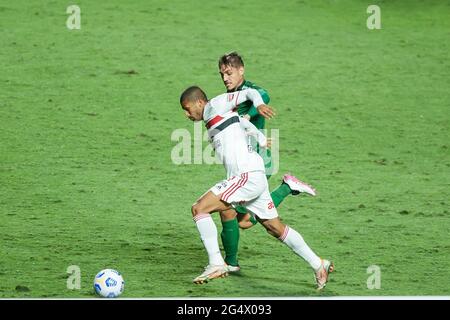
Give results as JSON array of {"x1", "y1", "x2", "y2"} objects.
[{"x1": 94, "y1": 269, "x2": 124, "y2": 298}]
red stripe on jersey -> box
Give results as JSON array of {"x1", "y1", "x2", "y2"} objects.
[
  {"x1": 206, "y1": 115, "x2": 224, "y2": 129},
  {"x1": 232, "y1": 91, "x2": 241, "y2": 112}
]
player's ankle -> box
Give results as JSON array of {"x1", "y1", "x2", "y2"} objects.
[{"x1": 225, "y1": 260, "x2": 239, "y2": 267}]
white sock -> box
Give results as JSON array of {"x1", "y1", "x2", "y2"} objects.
[
  {"x1": 279, "y1": 226, "x2": 322, "y2": 270},
  {"x1": 193, "y1": 214, "x2": 225, "y2": 266}
]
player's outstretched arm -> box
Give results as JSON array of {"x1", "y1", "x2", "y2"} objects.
[
  {"x1": 243, "y1": 105, "x2": 275, "y2": 120},
  {"x1": 239, "y1": 89, "x2": 275, "y2": 119},
  {"x1": 210, "y1": 88, "x2": 275, "y2": 117},
  {"x1": 256, "y1": 104, "x2": 275, "y2": 119},
  {"x1": 245, "y1": 88, "x2": 270, "y2": 120}
]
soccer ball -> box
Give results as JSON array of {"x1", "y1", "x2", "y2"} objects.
[{"x1": 93, "y1": 269, "x2": 124, "y2": 298}]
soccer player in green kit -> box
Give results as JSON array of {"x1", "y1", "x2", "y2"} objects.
[{"x1": 217, "y1": 52, "x2": 317, "y2": 272}]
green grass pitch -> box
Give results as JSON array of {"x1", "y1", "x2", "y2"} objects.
[{"x1": 0, "y1": 0, "x2": 449, "y2": 297}]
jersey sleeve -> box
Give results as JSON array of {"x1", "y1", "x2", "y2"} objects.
[
  {"x1": 236, "y1": 88, "x2": 266, "y2": 107},
  {"x1": 239, "y1": 116, "x2": 268, "y2": 147},
  {"x1": 210, "y1": 88, "x2": 265, "y2": 115},
  {"x1": 247, "y1": 88, "x2": 270, "y2": 118}
]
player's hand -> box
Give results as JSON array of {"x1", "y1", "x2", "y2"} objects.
[
  {"x1": 257, "y1": 104, "x2": 275, "y2": 119},
  {"x1": 260, "y1": 138, "x2": 272, "y2": 149}
]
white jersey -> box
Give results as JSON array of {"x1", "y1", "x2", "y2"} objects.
[{"x1": 203, "y1": 89, "x2": 266, "y2": 178}]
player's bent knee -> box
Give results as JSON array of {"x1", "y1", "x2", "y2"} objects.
[
  {"x1": 220, "y1": 209, "x2": 236, "y2": 221},
  {"x1": 191, "y1": 203, "x2": 202, "y2": 217},
  {"x1": 239, "y1": 222, "x2": 253, "y2": 230}
]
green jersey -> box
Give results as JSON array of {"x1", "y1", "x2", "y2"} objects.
[
  {"x1": 231, "y1": 80, "x2": 273, "y2": 177},
  {"x1": 231, "y1": 80, "x2": 270, "y2": 129}
]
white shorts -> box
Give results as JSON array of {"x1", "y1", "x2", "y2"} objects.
[{"x1": 210, "y1": 171, "x2": 278, "y2": 220}]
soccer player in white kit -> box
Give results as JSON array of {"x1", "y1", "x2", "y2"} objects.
[{"x1": 179, "y1": 86, "x2": 334, "y2": 289}]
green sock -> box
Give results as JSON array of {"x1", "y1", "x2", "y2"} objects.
[
  {"x1": 235, "y1": 205, "x2": 247, "y2": 214},
  {"x1": 271, "y1": 183, "x2": 292, "y2": 208},
  {"x1": 221, "y1": 219, "x2": 240, "y2": 266},
  {"x1": 236, "y1": 205, "x2": 257, "y2": 226},
  {"x1": 249, "y1": 214, "x2": 258, "y2": 225}
]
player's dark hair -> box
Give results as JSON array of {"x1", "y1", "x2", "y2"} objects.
[
  {"x1": 179, "y1": 86, "x2": 208, "y2": 105},
  {"x1": 218, "y1": 51, "x2": 244, "y2": 68}
]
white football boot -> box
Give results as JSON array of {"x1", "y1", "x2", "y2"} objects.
[
  {"x1": 314, "y1": 259, "x2": 334, "y2": 290},
  {"x1": 283, "y1": 174, "x2": 317, "y2": 196},
  {"x1": 225, "y1": 264, "x2": 241, "y2": 273},
  {"x1": 193, "y1": 264, "x2": 228, "y2": 284}
]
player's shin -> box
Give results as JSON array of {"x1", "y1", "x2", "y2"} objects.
[
  {"x1": 220, "y1": 218, "x2": 240, "y2": 266},
  {"x1": 270, "y1": 183, "x2": 292, "y2": 207},
  {"x1": 279, "y1": 226, "x2": 322, "y2": 270},
  {"x1": 193, "y1": 214, "x2": 225, "y2": 266}
]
